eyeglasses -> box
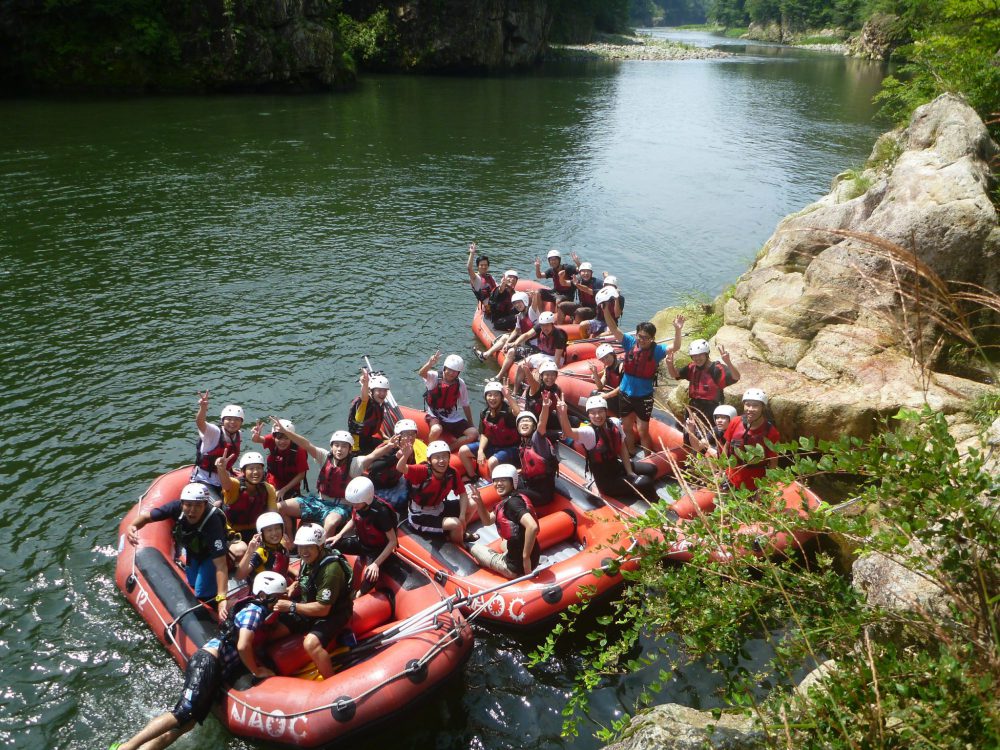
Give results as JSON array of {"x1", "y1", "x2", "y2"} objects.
[{"x1": 636, "y1": 334, "x2": 653, "y2": 342}]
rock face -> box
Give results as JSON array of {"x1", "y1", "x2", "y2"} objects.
[
  {"x1": 847, "y1": 13, "x2": 909, "y2": 60},
  {"x1": 666, "y1": 95, "x2": 999, "y2": 442},
  {"x1": 603, "y1": 704, "x2": 762, "y2": 750},
  {"x1": 852, "y1": 547, "x2": 950, "y2": 620}
]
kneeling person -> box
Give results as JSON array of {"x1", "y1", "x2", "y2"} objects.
[
  {"x1": 328, "y1": 477, "x2": 398, "y2": 596},
  {"x1": 470, "y1": 464, "x2": 540, "y2": 579}
]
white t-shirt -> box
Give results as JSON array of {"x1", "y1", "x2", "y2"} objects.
[
  {"x1": 190, "y1": 423, "x2": 241, "y2": 487},
  {"x1": 575, "y1": 418, "x2": 624, "y2": 451},
  {"x1": 423, "y1": 370, "x2": 470, "y2": 423}
]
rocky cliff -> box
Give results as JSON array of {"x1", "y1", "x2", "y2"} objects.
[{"x1": 664, "y1": 94, "x2": 999, "y2": 445}]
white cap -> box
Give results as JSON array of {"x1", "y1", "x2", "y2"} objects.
[
  {"x1": 689, "y1": 339, "x2": 710, "y2": 356},
  {"x1": 595, "y1": 287, "x2": 619, "y2": 306},
  {"x1": 369, "y1": 374, "x2": 390, "y2": 390},
  {"x1": 443, "y1": 354, "x2": 465, "y2": 372},
  {"x1": 330, "y1": 430, "x2": 354, "y2": 446},
  {"x1": 394, "y1": 418, "x2": 418, "y2": 435},
  {"x1": 345, "y1": 476, "x2": 375, "y2": 505},
  {"x1": 239, "y1": 451, "x2": 265, "y2": 470},
  {"x1": 511, "y1": 292, "x2": 530, "y2": 306},
  {"x1": 180, "y1": 483, "x2": 211, "y2": 503},
  {"x1": 585, "y1": 395, "x2": 608, "y2": 412},
  {"x1": 603, "y1": 275, "x2": 618, "y2": 288},
  {"x1": 252, "y1": 571, "x2": 288, "y2": 597},
  {"x1": 293, "y1": 523, "x2": 324, "y2": 548},
  {"x1": 221, "y1": 404, "x2": 245, "y2": 420},
  {"x1": 742, "y1": 388, "x2": 768, "y2": 406},
  {"x1": 256, "y1": 512, "x2": 284, "y2": 533},
  {"x1": 547, "y1": 249, "x2": 561, "y2": 259},
  {"x1": 504, "y1": 269, "x2": 519, "y2": 279},
  {"x1": 538, "y1": 359, "x2": 559, "y2": 374},
  {"x1": 491, "y1": 464, "x2": 518, "y2": 481},
  {"x1": 596, "y1": 343, "x2": 616, "y2": 360},
  {"x1": 538, "y1": 311, "x2": 556, "y2": 325},
  {"x1": 426, "y1": 440, "x2": 451, "y2": 457},
  {"x1": 484, "y1": 380, "x2": 504, "y2": 394},
  {"x1": 579, "y1": 262, "x2": 593, "y2": 271},
  {"x1": 713, "y1": 405, "x2": 738, "y2": 419}
]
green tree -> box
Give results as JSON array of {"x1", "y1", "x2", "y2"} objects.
[{"x1": 707, "y1": 0, "x2": 749, "y2": 27}]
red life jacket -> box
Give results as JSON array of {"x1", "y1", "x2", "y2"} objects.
[
  {"x1": 226, "y1": 479, "x2": 270, "y2": 530},
  {"x1": 725, "y1": 416, "x2": 776, "y2": 459},
  {"x1": 535, "y1": 325, "x2": 565, "y2": 356},
  {"x1": 475, "y1": 273, "x2": 498, "y2": 303},
  {"x1": 525, "y1": 383, "x2": 562, "y2": 422},
  {"x1": 604, "y1": 361, "x2": 622, "y2": 389},
  {"x1": 577, "y1": 278, "x2": 599, "y2": 306},
  {"x1": 516, "y1": 311, "x2": 535, "y2": 335},
  {"x1": 252, "y1": 542, "x2": 290, "y2": 577},
  {"x1": 495, "y1": 493, "x2": 537, "y2": 541},
  {"x1": 552, "y1": 264, "x2": 575, "y2": 294},
  {"x1": 353, "y1": 498, "x2": 396, "y2": 548},
  {"x1": 688, "y1": 362, "x2": 726, "y2": 403},
  {"x1": 267, "y1": 443, "x2": 302, "y2": 490},
  {"x1": 623, "y1": 343, "x2": 658, "y2": 380},
  {"x1": 519, "y1": 436, "x2": 557, "y2": 480},
  {"x1": 481, "y1": 407, "x2": 519, "y2": 448},
  {"x1": 424, "y1": 372, "x2": 462, "y2": 417},
  {"x1": 317, "y1": 454, "x2": 352, "y2": 499},
  {"x1": 489, "y1": 287, "x2": 514, "y2": 318},
  {"x1": 410, "y1": 464, "x2": 458, "y2": 508},
  {"x1": 588, "y1": 422, "x2": 623, "y2": 465},
  {"x1": 195, "y1": 427, "x2": 241, "y2": 474},
  {"x1": 348, "y1": 396, "x2": 385, "y2": 442}
]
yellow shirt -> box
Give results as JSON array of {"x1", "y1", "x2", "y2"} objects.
[{"x1": 222, "y1": 480, "x2": 278, "y2": 531}]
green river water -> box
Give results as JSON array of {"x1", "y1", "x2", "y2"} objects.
[{"x1": 0, "y1": 32, "x2": 889, "y2": 750}]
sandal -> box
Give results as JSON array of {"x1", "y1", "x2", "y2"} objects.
[{"x1": 464, "y1": 531, "x2": 479, "y2": 543}]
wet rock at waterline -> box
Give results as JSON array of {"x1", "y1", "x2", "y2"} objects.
[{"x1": 603, "y1": 703, "x2": 762, "y2": 750}]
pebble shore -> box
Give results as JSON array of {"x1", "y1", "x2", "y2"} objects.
[{"x1": 549, "y1": 36, "x2": 733, "y2": 62}]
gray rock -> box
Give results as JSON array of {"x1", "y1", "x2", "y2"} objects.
[
  {"x1": 794, "y1": 659, "x2": 839, "y2": 702},
  {"x1": 604, "y1": 703, "x2": 763, "y2": 750},
  {"x1": 852, "y1": 548, "x2": 949, "y2": 619}
]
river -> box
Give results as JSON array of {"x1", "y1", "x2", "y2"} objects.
[{"x1": 0, "y1": 32, "x2": 889, "y2": 750}]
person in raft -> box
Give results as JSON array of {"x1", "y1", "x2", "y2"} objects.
[
  {"x1": 347, "y1": 369, "x2": 390, "y2": 454},
  {"x1": 666, "y1": 338, "x2": 741, "y2": 424},
  {"x1": 458, "y1": 380, "x2": 521, "y2": 479},
  {"x1": 556, "y1": 394, "x2": 657, "y2": 500},
  {"x1": 327, "y1": 476, "x2": 398, "y2": 596},
  {"x1": 109, "y1": 572, "x2": 287, "y2": 750},
  {"x1": 723, "y1": 389, "x2": 781, "y2": 492},
  {"x1": 270, "y1": 523, "x2": 354, "y2": 679},
  {"x1": 522, "y1": 359, "x2": 564, "y2": 436},
  {"x1": 683, "y1": 404, "x2": 738, "y2": 459},
  {"x1": 474, "y1": 289, "x2": 540, "y2": 362},
  {"x1": 534, "y1": 249, "x2": 577, "y2": 308},
  {"x1": 234, "y1": 511, "x2": 291, "y2": 583},
  {"x1": 496, "y1": 310, "x2": 567, "y2": 392},
  {"x1": 515, "y1": 396, "x2": 559, "y2": 506},
  {"x1": 250, "y1": 418, "x2": 308, "y2": 502},
  {"x1": 420, "y1": 351, "x2": 479, "y2": 449},
  {"x1": 190, "y1": 391, "x2": 243, "y2": 500},
  {"x1": 579, "y1": 276, "x2": 624, "y2": 339},
  {"x1": 366, "y1": 419, "x2": 421, "y2": 513},
  {"x1": 588, "y1": 342, "x2": 623, "y2": 414},
  {"x1": 469, "y1": 464, "x2": 540, "y2": 579},
  {"x1": 467, "y1": 242, "x2": 497, "y2": 308},
  {"x1": 216, "y1": 450, "x2": 278, "y2": 560},
  {"x1": 395, "y1": 438, "x2": 475, "y2": 545},
  {"x1": 486, "y1": 269, "x2": 520, "y2": 331},
  {"x1": 603, "y1": 308, "x2": 684, "y2": 453},
  {"x1": 127, "y1": 482, "x2": 231, "y2": 619},
  {"x1": 558, "y1": 254, "x2": 602, "y2": 324}
]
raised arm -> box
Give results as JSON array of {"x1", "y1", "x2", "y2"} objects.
[
  {"x1": 719, "y1": 344, "x2": 741, "y2": 384},
  {"x1": 250, "y1": 419, "x2": 265, "y2": 446},
  {"x1": 603, "y1": 302, "x2": 624, "y2": 342},
  {"x1": 503, "y1": 384, "x2": 521, "y2": 417},
  {"x1": 215, "y1": 450, "x2": 239, "y2": 497},
  {"x1": 671, "y1": 315, "x2": 685, "y2": 353},
  {"x1": 418, "y1": 350, "x2": 440, "y2": 379},
  {"x1": 666, "y1": 348, "x2": 680, "y2": 380},
  {"x1": 195, "y1": 390, "x2": 210, "y2": 433},
  {"x1": 466, "y1": 242, "x2": 478, "y2": 284},
  {"x1": 533, "y1": 257, "x2": 544, "y2": 280},
  {"x1": 555, "y1": 395, "x2": 581, "y2": 442},
  {"x1": 271, "y1": 416, "x2": 324, "y2": 463}
]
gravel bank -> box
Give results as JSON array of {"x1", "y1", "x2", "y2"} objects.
[{"x1": 549, "y1": 35, "x2": 733, "y2": 62}]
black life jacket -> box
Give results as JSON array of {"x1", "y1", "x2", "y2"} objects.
[
  {"x1": 300, "y1": 550, "x2": 353, "y2": 603},
  {"x1": 218, "y1": 596, "x2": 268, "y2": 649},
  {"x1": 623, "y1": 343, "x2": 658, "y2": 380},
  {"x1": 424, "y1": 372, "x2": 462, "y2": 418},
  {"x1": 525, "y1": 383, "x2": 562, "y2": 429},
  {"x1": 489, "y1": 287, "x2": 514, "y2": 318},
  {"x1": 409, "y1": 464, "x2": 458, "y2": 508},
  {"x1": 353, "y1": 498, "x2": 396, "y2": 549},
  {"x1": 266, "y1": 443, "x2": 302, "y2": 489},
  {"x1": 347, "y1": 396, "x2": 385, "y2": 442},
  {"x1": 194, "y1": 427, "x2": 241, "y2": 474},
  {"x1": 317, "y1": 453, "x2": 352, "y2": 499},
  {"x1": 172, "y1": 505, "x2": 222, "y2": 559},
  {"x1": 225, "y1": 478, "x2": 270, "y2": 530},
  {"x1": 519, "y1": 435, "x2": 558, "y2": 480},
  {"x1": 688, "y1": 361, "x2": 727, "y2": 403},
  {"x1": 480, "y1": 406, "x2": 519, "y2": 448},
  {"x1": 250, "y1": 542, "x2": 290, "y2": 577},
  {"x1": 495, "y1": 493, "x2": 537, "y2": 541},
  {"x1": 577, "y1": 277, "x2": 599, "y2": 307},
  {"x1": 367, "y1": 454, "x2": 402, "y2": 489}
]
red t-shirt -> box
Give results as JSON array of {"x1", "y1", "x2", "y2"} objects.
[
  {"x1": 404, "y1": 464, "x2": 461, "y2": 508},
  {"x1": 723, "y1": 417, "x2": 780, "y2": 491}
]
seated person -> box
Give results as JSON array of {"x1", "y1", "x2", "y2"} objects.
[
  {"x1": 497, "y1": 311, "x2": 567, "y2": 388},
  {"x1": 522, "y1": 359, "x2": 563, "y2": 436},
  {"x1": 475, "y1": 289, "x2": 540, "y2": 361},
  {"x1": 467, "y1": 242, "x2": 497, "y2": 306},
  {"x1": 588, "y1": 342, "x2": 623, "y2": 414},
  {"x1": 251, "y1": 418, "x2": 308, "y2": 502},
  {"x1": 216, "y1": 451, "x2": 278, "y2": 560},
  {"x1": 127, "y1": 482, "x2": 230, "y2": 617},
  {"x1": 270, "y1": 524, "x2": 354, "y2": 679},
  {"x1": 469, "y1": 464, "x2": 540, "y2": 579},
  {"x1": 580, "y1": 277, "x2": 625, "y2": 339},
  {"x1": 191, "y1": 391, "x2": 243, "y2": 500},
  {"x1": 366, "y1": 419, "x2": 423, "y2": 513},
  {"x1": 683, "y1": 404, "x2": 737, "y2": 458},
  {"x1": 234, "y1": 511, "x2": 291, "y2": 583},
  {"x1": 110, "y1": 572, "x2": 286, "y2": 750},
  {"x1": 533, "y1": 249, "x2": 576, "y2": 307},
  {"x1": 515, "y1": 399, "x2": 559, "y2": 506},
  {"x1": 347, "y1": 369, "x2": 390, "y2": 454},
  {"x1": 328, "y1": 477, "x2": 398, "y2": 596},
  {"x1": 486, "y1": 270, "x2": 520, "y2": 331},
  {"x1": 458, "y1": 381, "x2": 521, "y2": 478},
  {"x1": 420, "y1": 351, "x2": 478, "y2": 449},
  {"x1": 556, "y1": 394, "x2": 657, "y2": 501},
  {"x1": 558, "y1": 254, "x2": 602, "y2": 324},
  {"x1": 666, "y1": 339, "x2": 741, "y2": 423},
  {"x1": 395, "y1": 439, "x2": 473, "y2": 545},
  {"x1": 723, "y1": 389, "x2": 781, "y2": 491}
]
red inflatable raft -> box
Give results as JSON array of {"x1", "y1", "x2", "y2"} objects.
[{"x1": 115, "y1": 467, "x2": 473, "y2": 748}]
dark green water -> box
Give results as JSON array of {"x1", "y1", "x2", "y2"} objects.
[{"x1": 0, "y1": 37, "x2": 888, "y2": 749}]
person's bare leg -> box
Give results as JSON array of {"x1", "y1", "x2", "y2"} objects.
[{"x1": 117, "y1": 713, "x2": 181, "y2": 750}]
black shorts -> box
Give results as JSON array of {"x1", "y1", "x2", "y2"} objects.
[
  {"x1": 408, "y1": 497, "x2": 461, "y2": 534},
  {"x1": 171, "y1": 648, "x2": 222, "y2": 725},
  {"x1": 434, "y1": 418, "x2": 471, "y2": 438},
  {"x1": 279, "y1": 605, "x2": 353, "y2": 645},
  {"x1": 619, "y1": 392, "x2": 654, "y2": 422},
  {"x1": 490, "y1": 313, "x2": 517, "y2": 331}
]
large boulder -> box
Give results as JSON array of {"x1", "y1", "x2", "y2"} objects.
[
  {"x1": 847, "y1": 13, "x2": 910, "y2": 60},
  {"x1": 661, "y1": 95, "x2": 999, "y2": 441},
  {"x1": 604, "y1": 703, "x2": 762, "y2": 750}
]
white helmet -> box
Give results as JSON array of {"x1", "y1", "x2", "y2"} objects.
[
  {"x1": 594, "y1": 287, "x2": 618, "y2": 306},
  {"x1": 547, "y1": 249, "x2": 561, "y2": 259},
  {"x1": 427, "y1": 440, "x2": 451, "y2": 457},
  {"x1": 538, "y1": 359, "x2": 559, "y2": 374},
  {"x1": 330, "y1": 430, "x2": 354, "y2": 446},
  {"x1": 345, "y1": 476, "x2": 375, "y2": 505},
  {"x1": 369, "y1": 374, "x2": 390, "y2": 390},
  {"x1": 491, "y1": 464, "x2": 518, "y2": 481},
  {"x1": 274, "y1": 419, "x2": 295, "y2": 434},
  {"x1": 256, "y1": 511, "x2": 284, "y2": 533},
  {"x1": 484, "y1": 380, "x2": 504, "y2": 394},
  {"x1": 394, "y1": 418, "x2": 418, "y2": 435},
  {"x1": 579, "y1": 261, "x2": 593, "y2": 272},
  {"x1": 443, "y1": 354, "x2": 465, "y2": 372},
  {"x1": 689, "y1": 339, "x2": 711, "y2": 356},
  {"x1": 538, "y1": 311, "x2": 556, "y2": 325},
  {"x1": 293, "y1": 523, "x2": 325, "y2": 548},
  {"x1": 585, "y1": 395, "x2": 608, "y2": 412},
  {"x1": 714, "y1": 404, "x2": 738, "y2": 419},
  {"x1": 239, "y1": 451, "x2": 265, "y2": 470},
  {"x1": 504, "y1": 269, "x2": 519, "y2": 279},
  {"x1": 180, "y1": 483, "x2": 211, "y2": 503},
  {"x1": 596, "y1": 343, "x2": 616, "y2": 360},
  {"x1": 252, "y1": 571, "x2": 288, "y2": 598},
  {"x1": 511, "y1": 292, "x2": 530, "y2": 306},
  {"x1": 742, "y1": 388, "x2": 768, "y2": 406},
  {"x1": 220, "y1": 404, "x2": 245, "y2": 421},
  {"x1": 516, "y1": 411, "x2": 538, "y2": 424},
  {"x1": 603, "y1": 275, "x2": 618, "y2": 288}
]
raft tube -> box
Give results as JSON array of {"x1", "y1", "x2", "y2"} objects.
[{"x1": 115, "y1": 467, "x2": 473, "y2": 748}]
